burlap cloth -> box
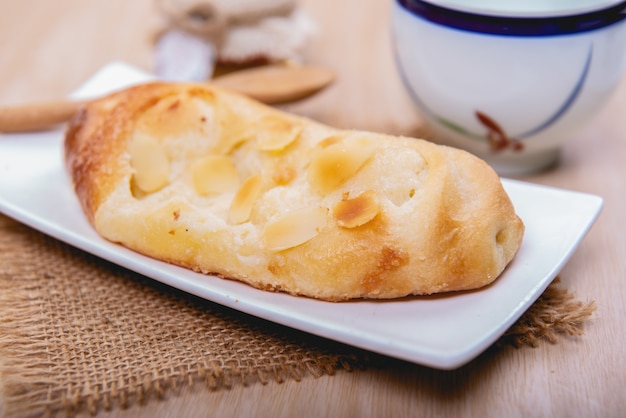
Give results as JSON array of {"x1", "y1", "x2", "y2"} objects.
[{"x1": 0, "y1": 213, "x2": 596, "y2": 417}]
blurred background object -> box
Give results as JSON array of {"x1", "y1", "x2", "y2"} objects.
[{"x1": 154, "y1": 0, "x2": 317, "y2": 80}]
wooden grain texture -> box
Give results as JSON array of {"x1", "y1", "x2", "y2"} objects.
[{"x1": 1, "y1": 0, "x2": 624, "y2": 417}]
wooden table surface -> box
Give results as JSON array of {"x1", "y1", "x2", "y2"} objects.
[{"x1": 1, "y1": 0, "x2": 625, "y2": 417}]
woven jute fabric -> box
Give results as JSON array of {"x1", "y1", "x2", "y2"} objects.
[{"x1": 0, "y1": 214, "x2": 596, "y2": 417}]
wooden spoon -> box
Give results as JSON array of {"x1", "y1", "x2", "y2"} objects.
[
  {"x1": 0, "y1": 64, "x2": 334, "y2": 133},
  {"x1": 213, "y1": 65, "x2": 334, "y2": 105}
]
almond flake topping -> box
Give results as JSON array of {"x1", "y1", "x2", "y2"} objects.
[
  {"x1": 333, "y1": 190, "x2": 380, "y2": 228},
  {"x1": 229, "y1": 174, "x2": 263, "y2": 224},
  {"x1": 215, "y1": 103, "x2": 251, "y2": 154},
  {"x1": 307, "y1": 136, "x2": 377, "y2": 194},
  {"x1": 256, "y1": 115, "x2": 301, "y2": 151},
  {"x1": 129, "y1": 133, "x2": 170, "y2": 193},
  {"x1": 263, "y1": 207, "x2": 328, "y2": 252},
  {"x1": 191, "y1": 155, "x2": 239, "y2": 195}
]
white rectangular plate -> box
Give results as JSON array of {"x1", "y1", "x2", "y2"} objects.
[{"x1": 0, "y1": 62, "x2": 603, "y2": 369}]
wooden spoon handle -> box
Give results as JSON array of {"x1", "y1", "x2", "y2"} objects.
[
  {"x1": 0, "y1": 100, "x2": 87, "y2": 133},
  {"x1": 0, "y1": 65, "x2": 334, "y2": 134},
  {"x1": 213, "y1": 65, "x2": 335, "y2": 104}
]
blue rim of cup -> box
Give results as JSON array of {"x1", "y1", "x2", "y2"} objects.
[{"x1": 397, "y1": 0, "x2": 626, "y2": 36}]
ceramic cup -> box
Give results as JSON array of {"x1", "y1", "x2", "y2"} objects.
[{"x1": 391, "y1": 0, "x2": 626, "y2": 175}]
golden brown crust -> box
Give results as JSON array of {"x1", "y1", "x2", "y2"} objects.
[{"x1": 64, "y1": 82, "x2": 524, "y2": 301}]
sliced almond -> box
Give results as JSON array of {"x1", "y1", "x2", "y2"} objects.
[
  {"x1": 306, "y1": 135, "x2": 342, "y2": 168},
  {"x1": 333, "y1": 190, "x2": 380, "y2": 228},
  {"x1": 307, "y1": 136, "x2": 377, "y2": 195},
  {"x1": 191, "y1": 155, "x2": 239, "y2": 195},
  {"x1": 271, "y1": 164, "x2": 297, "y2": 185},
  {"x1": 136, "y1": 94, "x2": 213, "y2": 141},
  {"x1": 129, "y1": 133, "x2": 170, "y2": 193},
  {"x1": 256, "y1": 115, "x2": 301, "y2": 151},
  {"x1": 318, "y1": 136, "x2": 342, "y2": 148},
  {"x1": 229, "y1": 174, "x2": 263, "y2": 224},
  {"x1": 263, "y1": 207, "x2": 328, "y2": 252},
  {"x1": 215, "y1": 103, "x2": 251, "y2": 154}
]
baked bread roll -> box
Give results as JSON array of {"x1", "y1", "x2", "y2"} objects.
[{"x1": 64, "y1": 82, "x2": 524, "y2": 301}]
